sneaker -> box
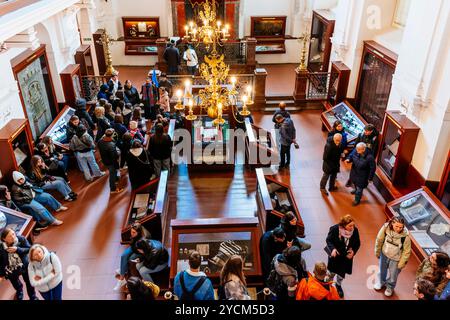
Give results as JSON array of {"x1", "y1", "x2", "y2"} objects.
[
  {"x1": 384, "y1": 287, "x2": 393, "y2": 297},
  {"x1": 336, "y1": 285, "x2": 344, "y2": 298},
  {"x1": 94, "y1": 171, "x2": 106, "y2": 178},
  {"x1": 113, "y1": 278, "x2": 127, "y2": 291},
  {"x1": 320, "y1": 189, "x2": 329, "y2": 196},
  {"x1": 64, "y1": 196, "x2": 74, "y2": 202},
  {"x1": 56, "y1": 206, "x2": 68, "y2": 212},
  {"x1": 51, "y1": 220, "x2": 63, "y2": 226},
  {"x1": 34, "y1": 224, "x2": 49, "y2": 232},
  {"x1": 373, "y1": 282, "x2": 383, "y2": 291},
  {"x1": 110, "y1": 188, "x2": 124, "y2": 194}
]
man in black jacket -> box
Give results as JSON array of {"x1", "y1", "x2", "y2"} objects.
[
  {"x1": 259, "y1": 227, "x2": 287, "y2": 281},
  {"x1": 320, "y1": 133, "x2": 344, "y2": 195},
  {"x1": 97, "y1": 128, "x2": 123, "y2": 193},
  {"x1": 345, "y1": 142, "x2": 376, "y2": 206},
  {"x1": 0, "y1": 228, "x2": 37, "y2": 300},
  {"x1": 163, "y1": 42, "x2": 181, "y2": 75}
]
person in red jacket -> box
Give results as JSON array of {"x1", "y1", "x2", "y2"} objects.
[{"x1": 296, "y1": 262, "x2": 340, "y2": 300}]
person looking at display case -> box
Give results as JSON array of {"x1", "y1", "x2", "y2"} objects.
[
  {"x1": 327, "y1": 120, "x2": 348, "y2": 149},
  {"x1": 133, "y1": 238, "x2": 169, "y2": 283},
  {"x1": 414, "y1": 278, "x2": 436, "y2": 301},
  {"x1": 416, "y1": 251, "x2": 450, "y2": 297},
  {"x1": 435, "y1": 264, "x2": 450, "y2": 300},
  {"x1": 0, "y1": 228, "x2": 37, "y2": 300},
  {"x1": 320, "y1": 133, "x2": 344, "y2": 196},
  {"x1": 173, "y1": 251, "x2": 215, "y2": 300},
  {"x1": 374, "y1": 216, "x2": 411, "y2": 297},
  {"x1": 260, "y1": 227, "x2": 288, "y2": 282},
  {"x1": 218, "y1": 255, "x2": 251, "y2": 300}
]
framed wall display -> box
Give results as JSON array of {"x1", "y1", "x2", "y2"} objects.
[
  {"x1": 60, "y1": 64, "x2": 83, "y2": 107},
  {"x1": 437, "y1": 151, "x2": 450, "y2": 210},
  {"x1": 321, "y1": 101, "x2": 367, "y2": 144},
  {"x1": 121, "y1": 170, "x2": 169, "y2": 244},
  {"x1": 255, "y1": 168, "x2": 305, "y2": 235},
  {"x1": 11, "y1": 45, "x2": 59, "y2": 141},
  {"x1": 122, "y1": 17, "x2": 160, "y2": 56},
  {"x1": 0, "y1": 205, "x2": 35, "y2": 240},
  {"x1": 355, "y1": 41, "x2": 398, "y2": 132},
  {"x1": 74, "y1": 44, "x2": 94, "y2": 76},
  {"x1": 308, "y1": 10, "x2": 335, "y2": 72},
  {"x1": 39, "y1": 105, "x2": 76, "y2": 150},
  {"x1": 385, "y1": 187, "x2": 450, "y2": 259},
  {"x1": 170, "y1": 217, "x2": 262, "y2": 284},
  {"x1": 0, "y1": 119, "x2": 34, "y2": 184},
  {"x1": 378, "y1": 111, "x2": 419, "y2": 186},
  {"x1": 250, "y1": 16, "x2": 287, "y2": 54}
]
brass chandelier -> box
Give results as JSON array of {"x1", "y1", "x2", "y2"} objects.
[{"x1": 177, "y1": 0, "x2": 252, "y2": 125}]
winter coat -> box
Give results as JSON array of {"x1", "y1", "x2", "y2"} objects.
[
  {"x1": 163, "y1": 46, "x2": 181, "y2": 68},
  {"x1": 28, "y1": 245, "x2": 62, "y2": 293},
  {"x1": 11, "y1": 182, "x2": 38, "y2": 206},
  {"x1": 173, "y1": 269, "x2": 215, "y2": 300},
  {"x1": 95, "y1": 116, "x2": 111, "y2": 142},
  {"x1": 278, "y1": 118, "x2": 296, "y2": 146},
  {"x1": 66, "y1": 122, "x2": 79, "y2": 143},
  {"x1": 273, "y1": 254, "x2": 298, "y2": 298},
  {"x1": 0, "y1": 235, "x2": 31, "y2": 279},
  {"x1": 127, "y1": 148, "x2": 153, "y2": 189},
  {"x1": 124, "y1": 86, "x2": 140, "y2": 106},
  {"x1": 416, "y1": 258, "x2": 433, "y2": 279},
  {"x1": 222, "y1": 274, "x2": 251, "y2": 300},
  {"x1": 259, "y1": 230, "x2": 288, "y2": 280},
  {"x1": 149, "y1": 134, "x2": 172, "y2": 160},
  {"x1": 112, "y1": 122, "x2": 128, "y2": 142},
  {"x1": 140, "y1": 240, "x2": 169, "y2": 270},
  {"x1": 328, "y1": 128, "x2": 348, "y2": 149},
  {"x1": 322, "y1": 137, "x2": 344, "y2": 174},
  {"x1": 354, "y1": 128, "x2": 379, "y2": 155},
  {"x1": 295, "y1": 273, "x2": 340, "y2": 300},
  {"x1": 74, "y1": 100, "x2": 95, "y2": 130},
  {"x1": 69, "y1": 132, "x2": 95, "y2": 153},
  {"x1": 272, "y1": 109, "x2": 291, "y2": 123},
  {"x1": 97, "y1": 84, "x2": 111, "y2": 101},
  {"x1": 97, "y1": 138, "x2": 119, "y2": 168},
  {"x1": 107, "y1": 79, "x2": 122, "y2": 94},
  {"x1": 326, "y1": 224, "x2": 360, "y2": 278},
  {"x1": 375, "y1": 223, "x2": 411, "y2": 269},
  {"x1": 348, "y1": 149, "x2": 376, "y2": 188},
  {"x1": 279, "y1": 215, "x2": 301, "y2": 242}
]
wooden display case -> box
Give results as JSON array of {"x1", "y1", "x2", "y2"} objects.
[
  {"x1": 170, "y1": 217, "x2": 262, "y2": 285},
  {"x1": 328, "y1": 61, "x2": 351, "y2": 106},
  {"x1": 74, "y1": 44, "x2": 94, "y2": 76},
  {"x1": 0, "y1": 119, "x2": 34, "y2": 184},
  {"x1": 245, "y1": 119, "x2": 279, "y2": 168},
  {"x1": 250, "y1": 16, "x2": 287, "y2": 54},
  {"x1": 385, "y1": 187, "x2": 450, "y2": 260},
  {"x1": 60, "y1": 64, "x2": 83, "y2": 107},
  {"x1": 437, "y1": 151, "x2": 450, "y2": 210},
  {"x1": 122, "y1": 17, "x2": 160, "y2": 56},
  {"x1": 121, "y1": 170, "x2": 169, "y2": 244},
  {"x1": 308, "y1": 10, "x2": 335, "y2": 72},
  {"x1": 255, "y1": 168, "x2": 305, "y2": 235},
  {"x1": 39, "y1": 105, "x2": 76, "y2": 151},
  {"x1": 0, "y1": 205, "x2": 36, "y2": 241},
  {"x1": 321, "y1": 101, "x2": 367, "y2": 144},
  {"x1": 378, "y1": 111, "x2": 419, "y2": 187}
]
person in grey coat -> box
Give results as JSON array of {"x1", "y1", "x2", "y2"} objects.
[{"x1": 274, "y1": 114, "x2": 297, "y2": 169}]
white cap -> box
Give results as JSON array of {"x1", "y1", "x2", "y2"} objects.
[{"x1": 12, "y1": 171, "x2": 25, "y2": 184}]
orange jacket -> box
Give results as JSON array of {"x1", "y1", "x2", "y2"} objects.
[{"x1": 296, "y1": 273, "x2": 340, "y2": 300}]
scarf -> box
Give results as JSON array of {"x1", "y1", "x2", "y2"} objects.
[
  {"x1": 141, "y1": 83, "x2": 155, "y2": 105},
  {"x1": 2, "y1": 238, "x2": 23, "y2": 275}
]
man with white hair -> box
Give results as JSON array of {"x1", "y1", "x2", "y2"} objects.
[
  {"x1": 320, "y1": 133, "x2": 344, "y2": 195},
  {"x1": 345, "y1": 142, "x2": 376, "y2": 206}
]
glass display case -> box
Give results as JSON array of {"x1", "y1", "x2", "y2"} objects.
[
  {"x1": 40, "y1": 105, "x2": 76, "y2": 150},
  {"x1": 0, "y1": 205, "x2": 35, "y2": 240},
  {"x1": 321, "y1": 101, "x2": 367, "y2": 143},
  {"x1": 170, "y1": 217, "x2": 261, "y2": 282},
  {"x1": 250, "y1": 16, "x2": 287, "y2": 54},
  {"x1": 308, "y1": 10, "x2": 335, "y2": 72},
  {"x1": 255, "y1": 168, "x2": 305, "y2": 235},
  {"x1": 122, "y1": 17, "x2": 160, "y2": 56},
  {"x1": 437, "y1": 151, "x2": 450, "y2": 210},
  {"x1": 121, "y1": 171, "x2": 169, "y2": 243},
  {"x1": 385, "y1": 187, "x2": 450, "y2": 259},
  {"x1": 378, "y1": 111, "x2": 419, "y2": 186}
]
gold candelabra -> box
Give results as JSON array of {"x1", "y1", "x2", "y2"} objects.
[
  {"x1": 99, "y1": 30, "x2": 117, "y2": 76},
  {"x1": 296, "y1": 32, "x2": 310, "y2": 72}
]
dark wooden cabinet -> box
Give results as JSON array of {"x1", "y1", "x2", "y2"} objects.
[
  {"x1": 378, "y1": 111, "x2": 419, "y2": 187},
  {"x1": 437, "y1": 151, "x2": 450, "y2": 210},
  {"x1": 122, "y1": 17, "x2": 160, "y2": 56},
  {"x1": 0, "y1": 119, "x2": 34, "y2": 184},
  {"x1": 355, "y1": 41, "x2": 398, "y2": 131},
  {"x1": 93, "y1": 30, "x2": 107, "y2": 76},
  {"x1": 121, "y1": 170, "x2": 169, "y2": 244},
  {"x1": 308, "y1": 10, "x2": 335, "y2": 72},
  {"x1": 255, "y1": 168, "x2": 305, "y2": 235},
  {"x1": 60, "y1": 64, "x2": 83, "y2": 107},
  {"x1": 74, "y1": 44, "x2": 94, "y2": 76},
  {"x1": 385, "y1": 187, "x2": 450, "y2": 260},
  {"x1": 250, "y1": 16, "x2": 287, "y2": 54},
  {"x1": 328, "y1": 61, "x2": 351, "y2": 106}
]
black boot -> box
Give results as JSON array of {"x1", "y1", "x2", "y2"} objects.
[
  {"x1": 15, "y1": 291, "x2": 24, "y2": 300},
  {"x1": 336, "y1": 285, "x2": 344, "y2": 298}
]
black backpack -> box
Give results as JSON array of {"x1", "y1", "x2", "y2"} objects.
[
  {"x1": 266, "y1": 259, "x2": 286, "y2": 297},
  {"x1": 179, "y1": 271, "x2": 207, "y2": 300}
]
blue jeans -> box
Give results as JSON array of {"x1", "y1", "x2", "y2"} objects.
[
  {"x1": 379, "y1": 253, "x2": 401, "y2": 290},
  {"x1": 136, "y1": 262, "x2": 168, "y2": 282},
  {"x1": 76, "y1": 151, "x2": 102, "y2": 181},
  {"x1": 42, "y1": 177, "x2": 72, "y2": 198},
  {"x1": 60, "y1": 154, "x2": 69, "y2": 171},
  {"x1": 120, "y1": 247, "x2": 139, "y2": 276},
  {"x1": 34, "y1": 192, "x2": 61, "y2": 211},
  {"x1": 40, "y1": 281, "x2": 62, "y2": 300},
  {"x1": 20, "y1": 199, "x2": 57, "y2": 225}
]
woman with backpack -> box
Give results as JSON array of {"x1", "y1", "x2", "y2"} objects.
[
  {"x1": 126, "y1": 140, "x2": 154, "y2": 189},
  {"x1": 374, "y1": 216, "x2": 411, "y2": 297},
  {"x1": 218, "y1": 255, "x2": 251, "y2": 300},
  {"x1": 325, "y1": 214, "x2": 360, "y2": 298},
  {"x1": 28, "y1": 244, "x2": 63, "y2": 300}
]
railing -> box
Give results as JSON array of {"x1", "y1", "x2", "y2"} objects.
[{"x1": 296, "y1": 71, "x2": 339, "y2": 102}]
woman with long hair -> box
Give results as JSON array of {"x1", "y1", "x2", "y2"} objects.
[
  {"x1": 35, "y1": 142, "x2": 69, "y2": 182},
  {"x1": 126, "y1": 276, "x2": 159, "y2": 301},
  {"x1": 417, "y1": 251, "x2": 450, "y2": 297},
  {"x1": 29, "y1": 155, "x2": 77, "y2": 202},
  {"x1": 219, "y1": 255, "x2": 251, "y2": 300},
  {"x1": 148, "y1": 123, "x2": 172, "y2": 177}
]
